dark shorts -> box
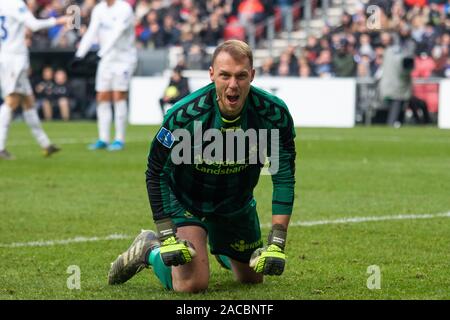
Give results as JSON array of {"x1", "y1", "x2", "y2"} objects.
[{"x1": 169, "y1": 196, "x2": 263, "y2": 263}]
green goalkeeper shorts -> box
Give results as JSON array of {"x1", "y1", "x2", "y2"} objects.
[{"x1": 170, "y1": 198, "x2": 263, "y2": 263}]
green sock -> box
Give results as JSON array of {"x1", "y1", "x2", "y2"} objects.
[
  {"x1": 218, "y1": 255, "x2": 232, "y2": 270},
  {"x1": 148, "y1": 247, "x2": 173, "y2": 290}
]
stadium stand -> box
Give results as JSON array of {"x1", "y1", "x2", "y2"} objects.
[{"x1": 21, "y1": 0, "x2": 449, "y2": 122}]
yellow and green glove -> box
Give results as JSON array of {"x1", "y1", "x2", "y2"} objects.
[
  {"x1": 249, "y1": 224, "x2": 287, "y2": 275},
  {"x1": 155, "y1": 218, "x2": 196, "y2": 266}
]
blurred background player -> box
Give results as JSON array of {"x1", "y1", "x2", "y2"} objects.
[
  {"x1": 0, "y1": 0, "x2": 68, "y2": 160},
  {"x1": 73, "y1": 0, "x2": 137, "y2": 151}
]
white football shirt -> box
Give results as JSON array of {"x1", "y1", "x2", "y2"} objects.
[
  {"x1": 75, "y1": 0, "x2": 137, "y2": 63},
  {"x1": 0, "y1": 0, "x2": 56, "y2": 56}
]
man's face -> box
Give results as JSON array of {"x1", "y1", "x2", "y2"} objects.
[{"x1": 209, "y1": 51, "x2": 255, "y2": 118}]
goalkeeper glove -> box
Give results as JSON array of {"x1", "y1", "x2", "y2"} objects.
[
  {"x1": 249, "y1": 224, "x2": 287, "y2": 275},
  {"x1": 155, "y1": 218, "x2": 196, "y2": 267}
]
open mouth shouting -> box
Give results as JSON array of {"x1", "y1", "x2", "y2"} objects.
[{"x1": 226, "y1": 94, "x2": 240, "y2": 106}]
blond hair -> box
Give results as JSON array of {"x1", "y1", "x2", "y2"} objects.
[{"x1": 211, "y1": 40, "x2": 253, "y2": 69}]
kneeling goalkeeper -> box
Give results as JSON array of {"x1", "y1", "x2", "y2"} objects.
[{"x1": 108, "y1": 40, "x2": 296, "y2": 293}]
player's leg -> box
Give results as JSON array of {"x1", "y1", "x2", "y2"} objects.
[
  {"x1": 0, "y1": 94, "x2": 22, "y2": 160},
  {"x1": 107, "y1": 61, "x2": 135, "y2": 151},
  {"x1": 22, "y1": 94, "x2": 51, "y2": 148},
  {"x1": 108, "y1": 90, "x2": 128, "y2": 151},
  {"x1": 0, "y1": 57, "x2": 26, "y2": 159},
  {"x1": 229, "y1": 258, "x2": 263, "y2": 284},
  {"x1": 213, "y1": 247, "x2": 263, "y2": 284},
  {"x1": 88, "y1": 91, "x2": 112, "y2": 150},
  {"x1": 108, "y1": 196, "x2": 209, "y2": 292},
  {"x1": 89, "y1": 60, "x2": 112, "y2": 150},
  {"x1": 108, "y1": 224, "x2": 209, "y2": 293},
  {"x1": 8, "y1": 61, "x2": 60, "y2": 157},
  {"x1": 170, "y1": 225, "x2": 210, "y2": 293},
  {"x1": 108, "y1": 229, "x2": 161, "y2": 285},
  {"x1": 22, "y1": 94, "x2": 60, "y2": 157},
  {"x1": 208, "y1": 200, "x2": 264, "y2": 285}
]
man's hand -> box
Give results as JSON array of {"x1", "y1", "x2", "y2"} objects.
[
  {"x1": 249, "y1": 244, "x2": 285, "y2": 275},
  {"x1": 155, "y1": 218, "x2": 196, "y2": 266},
  {"x1": 249, "y1": 224, "x2": 287, "y2": 275},
  {"x1": 55, "y1": 15, "x2": 71, "y2": 26},
  {"x1": 159, "y1": 236, "x2": 196, "y2": 266}
]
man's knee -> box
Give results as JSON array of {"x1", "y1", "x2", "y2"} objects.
[
  {"x1": 112, "y1": 91, "x2": 127, "y2": 102},
  {"x1": 170, "y1": 225, "x2": 209, "y2": 293},
  {"x1": 97, "y1": 91, "x2": 112, "y2": 102},
  {"x1": 173, "y1": 276, "x2": 209, "y2": 293},
  {"x1": 230, "y1": 259, "x2": 264, "y2": 285},
  {"x1": 4, "y1": 94, "x2": 23, "y2": 110},
  {"x1": 237, "y1": 275, "x2": 263, "y2": 285}
]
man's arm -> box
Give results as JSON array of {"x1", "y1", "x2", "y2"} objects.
[
  {"x1": 272, "y1": 214, "x2": 291, "y2": 230},
  {"x1": 250, "y1": 103, "x2": 296, "y2": 276},
  {"x1": 270, "y1": 121, "x2": 296, "y2": 214},
  {"x1": 18, "y1": 4, "x2": 67, "y2": 32},
  {"x1": 145, "y1": 129, "x2": 174, "y2": 221},
  {"x1": 145, "y1": 124, "x2": 197, "y2": 266},
  {"x1": 75, "y1": 7, "x2": 100, "y2": 59}
]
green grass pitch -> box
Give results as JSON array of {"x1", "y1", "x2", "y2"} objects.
[{"x1": 1, "y1": 122, "x2": 450, "y2": 299}]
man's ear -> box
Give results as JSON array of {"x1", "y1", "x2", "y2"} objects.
[
  {"x1": 250, "y1": 68, "x2": 256, "y2": 82},
  {"x1": 209, "y1": 66, "x2": 214, "y2": 82}
]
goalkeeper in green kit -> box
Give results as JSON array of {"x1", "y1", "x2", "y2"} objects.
[{"x1": 108, "y1": 40, "x2": 296, "y2": 293}]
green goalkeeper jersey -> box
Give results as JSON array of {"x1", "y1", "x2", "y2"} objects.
[{"x1": 146, "y1": 82, "x2": 296, "y2": 221}]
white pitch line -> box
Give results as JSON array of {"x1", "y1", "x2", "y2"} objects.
[
  {"x1": 1, "y1": 212, "x2": 450, "y2": 249},
  {"x1": 0, "y1": 234, "x2": 131, "y2": 248},
  {"x1": 260, "y1": 211, "x2": 450, "y2": 228}
]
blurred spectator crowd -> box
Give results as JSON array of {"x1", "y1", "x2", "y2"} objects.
[
  {"x1": 21, "y1": 0, "x2": 449, "y2": 122},
  {"x1": 27, "y1": 0, "x2": 279, "y2": 69},
  {"x1": 33, "y1": 66, "x2": 76, "y2": 121},
  {"x1": 260, "y1": 0, "x2": 450, "y2": 79},
  {"x1": 26, "y1": 0, "x2": 449, "y2": 77}
]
